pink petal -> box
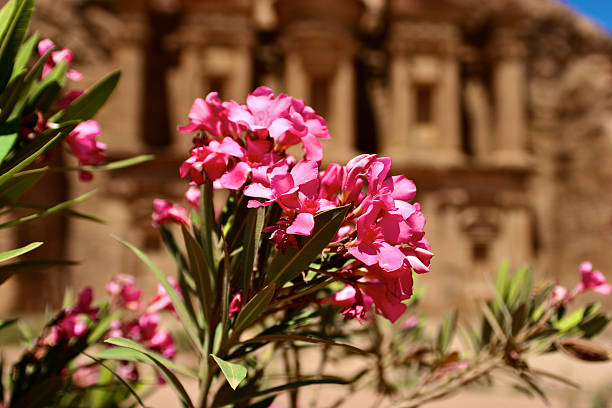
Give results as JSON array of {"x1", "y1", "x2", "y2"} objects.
[
  {"x1": 301, "y1": 134, "x2": 323, "y2": 161},
  {"x1": 287, "y1": 212, "x2": 315, "y2": 235},
  {"x1": 377, "y1": 243, "x2": 405, "y2": 272},
  {"x1": 290, "y1": 160, "x2": 319, "y2": 186},
  {"x1": 38, "y1": 39, "x2": 55, "y2": 55},
  {"x1": 219, "y1": 162, "x2": 250, "y2": 190},
  {"x1": 244, "y1": 183, "x2": 274, "y2": 199},
  {"x1": 383, "y1": 175, "x2": 416, "y2": 200},
  {"x1": 349, "y1": 244, "x2": 379, "y2": 266}
]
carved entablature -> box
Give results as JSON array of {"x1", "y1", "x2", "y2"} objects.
[{"x1": 388, "y1": 22, "x2": 461, "y2": 57}]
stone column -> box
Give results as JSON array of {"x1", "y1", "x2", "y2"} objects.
[
  {"x1": 491, "y1": 28, "x2": 529, "y2": 165},
  {"x1": 327, "y1": 56, "x2": 357, "y2": 163},
  {"x1": 438, "y1": 55, "x2": 462, "y2": 163},
  {"x1": 385, "y1": 19, "x2": 463, "y2": 167},
  {"x1": 384, "y1": 54, "x2": 411, "y2": 156},
  {"x1": 110, "y1": 11, "x2": 149, "y2": 154}
]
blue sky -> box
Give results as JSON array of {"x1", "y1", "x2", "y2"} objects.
[{"x1": 561, "y1": 0, "x2": 612, "y2": 32}]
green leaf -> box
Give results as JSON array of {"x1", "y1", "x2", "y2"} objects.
[
  {"x1": 0, "y1": 121, "x2": 77, "y2": 187},
  {"x1": 211, "y1": 354, "x2": 247, "y2": 390},
  {"x1": 51, "y1": 70, "x2": 120, "y2": 122},
  {"x1": 506, "y1": 265, "x2": 533, "y2": 311},
  {"x1": 181, "y1": 224, "x2": 213, "y2": 325},
  {"x1": 70, "y1": 154, "x2": 153, "y2": 172},
  {"x1": 103, "y1": 338, "x2": 195, "y2": 408},
  {"x1": 0, "y1": 318, "x2": 17, "y2": 330},
  {"x1": 266, "y1": 205, "x2": 350, "y2": 286},
  {"x1": 87, "y1": 312, "x2": 120, "y2": 344},
  {"x1": 239, "y1": 333, "x2": 365, "y2": 354},
  {"x1": 241, "y1": 207, "x2": 265, "y2": 294},
  {"x1": 436, "y1": 311, "x2": 458, "y2": 354},
  {"x1": 0, "y1": 259, "x2": 76, "y2": 285},
  {"x1": 0, "y1": 71, "x2": 25, "y2": 122},
  {"x1": 11, "y1": 31, "x2": 37, "y2": 80},
  {"x1": 114, "y1": 236, "x2": 202, "y2": 355},
  {"x1": 28, "y1": 59, "x2": 67, "y2": 112},
  {"x1": 0, "y1": 1, "x2": 16, "y2": 41},
  {"x1": 83, "y1": 352, "x2": 147, "y2": 408},
  {"x1": 0, "y1": 241, "x2": 41, "y2": 263},
  {"x1": 554, "y1": 307, "x2": 585, "y2": 332},
  {"x1": 0, "y1": 189, "x2": 96, "y2": 229},
  {"x1": 99, "y1": 340, "x2": 197, "y2": 378},
  {"x1": 0, "y1": 167, "x2": 45, "y2": 206},
  {"x1": 0, "y1": 133, "x2": 16, "y2": 165},
  {"x1": 0, "y1": 0, "x2": 34, "y2": 91},
  {"x1": 233, "y1": 283, "x2": 275, "y2": 332},
  {"x1": 224, "y1": 378, "x2": 349, "y2": 405}
]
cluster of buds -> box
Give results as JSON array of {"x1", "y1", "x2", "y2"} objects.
[
  {"x1": 549, "y1": 261, "x2": 611, "y2": 305},
  {"x1": 153, "y1": 87, "x2": 433, "y2": 323}
]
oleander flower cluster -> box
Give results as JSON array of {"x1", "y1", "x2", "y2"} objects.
[
  {"x1": 25, "y1": 275, "x2": 177, "y2": 386},
  {"x1": 153, "y1": 87, "x2": 433, "y2": 323},
  {"x1": 24, "y1": 39, "x2": 107, "y2": 181}
]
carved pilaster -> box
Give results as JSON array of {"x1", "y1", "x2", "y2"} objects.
[
  {"x1": 277, "y1": 0, "x2": 363, "y2": 164},
  {"x1": 385, "y1": 16, "x2": 464, "y2": 166}
]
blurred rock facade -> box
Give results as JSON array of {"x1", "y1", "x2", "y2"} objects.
[{"x1": 3, "y1": 0, "x2": 612, "y2": 312}]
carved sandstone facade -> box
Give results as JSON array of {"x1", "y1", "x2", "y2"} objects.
[{"x1": 2, "y1": 0, "x2": 612, "y2": 312}]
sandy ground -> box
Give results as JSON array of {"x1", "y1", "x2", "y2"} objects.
[{"x1": 143, "y1": 352, "x2": 612, "y2": 408}]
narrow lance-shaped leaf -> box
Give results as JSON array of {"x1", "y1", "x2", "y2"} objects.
[
  {"x1": 181, "y1": 224, "x2": 213, "y2": 327},
  {"x1": 0, "y1": 167, "x2": 46, "y2": 206},
  {"x1": 0, "y1": 0, "x2": 34, "y2": 91},
  {"x1": 28, "y1": 59, "x2": 67, "y2": 112},
  {"x1": 233, "y1": 283, "x2": 275, "y2": 332},
  {"x1": 0, "y1": 121, "x2": 78, "y2": 187},
  {"x1": 103, "y1": 337, "x2": 195, "y2": 408},
  {"x1": 0, "y1": 71, "x2": 25, "y2": 123},
  {"x1": 11, "y1": 31, "x2": 37, "y2": 80},
  {"x1": 0, "y1": 241, "x2": 41, "y2": 263},
  {"x1": 224, "y1": 378, "x2": 350, "y2": 405},
  {"x1": 211, "y1": 354, "x2": 247, "y2": 390},
  {"x1": 0, "y1": 189, "x2": 96, "y2": 229},
  {"x1": 0, "y1": 259, "x2": 76, "y2": 286},
  {"x1": 65, "y1": 154, "x2": 154, "y2": 172},
  {"x1": 266, "y1": 205, "x2": 350, "y2": 286},
  {"x1": 241, "y1": 207, "x2": 265, "y2": 294},
  {"x1": 113, "y1": 236, "x2": 203, "y2": 356},
  {"x1": 0, "y1": 133, "x2": 17, "y2": 165},
  {"x1": 50, "y1": 70, "x2": 121, "y2": 122},
  {"x1": 100, "y1": 338, "x2": 198, "y2": 378}
]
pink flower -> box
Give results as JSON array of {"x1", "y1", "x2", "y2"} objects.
[
  {"x1": 106, "y1": 274, "x2": 142, "y2": 311},
  {"x1": 401, "y1": 315, "x2": 419, "y2": 330},
  {"x1": 38, "y1": 39, "x2": 82, "y2": 81},
  {"x1": 178, "y1": 92, "x2": 239, "y2": 138},
  {"x1": 576, "y1": 262, "x2": 611, "y2": 295},
  {"x1": 227, "y1": 87, "x2": 293, "y2": 140},
  {"x1": 66, "y1": 120, "x2": 106, "y2": 181},
  {"x1": 116, "y1": 362, "x2": 139, "y2": 381},
  {"x1": 180, "y1": 137, "x2": 247, "y2": 187},
  {"x1": 185, "y1": 185, "x2": 201, "y2": 209},
  {"x1": 245, "y1": 160, "x2": 318, "y2": 209},
  {"x1": 72, "y1": 365, "x2": 99, "y2": 388},
  {"x1": 229, "y1": 292, "x2": 242, "y2": 319},
  {"x1": 152, "y1": 199, "x2": 189, "y2": 227},
  {"x1": 150, "y1": 330, "x2": 175, "y2": 358},
  {"x1": 148, "y1": 278, "x2": 181, "y2": 313},
  {"x1": 549, "y1": 285, "x2": 570, "y2": 305},
  {"x1": 322, "y1": 285, "x2": 373, "y2": 322}
]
